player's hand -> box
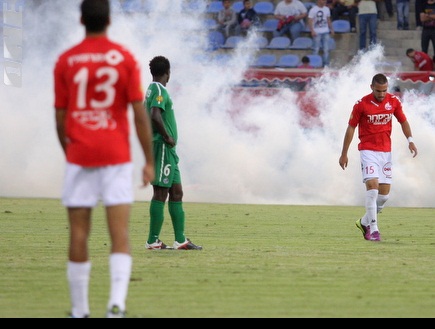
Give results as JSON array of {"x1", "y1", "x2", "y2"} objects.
[
  {"x1": 409, "y1": 142, "x2": 418, "y2": 158},
  {"x1": 141, "y1": 163, "x2": 155, "y2": 187},
  {"x1": 339, "y1": 155, "x2": 348, "y2": 170}
]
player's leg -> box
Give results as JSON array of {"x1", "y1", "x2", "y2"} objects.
[
  {"x1": 67, "y1": 207, "x2": 92, "y2": 318},
  {"x1": 359, "y1": 151, "x2": 381, "y2": 241},
  {"x1": 147, "y1": 142, "x2": 171, "y2": 248},
  {"x1": 169, "y1": 168, "x2": 202, "y2": 250},
  {"x1": 63, "y1": 163, "x2": 98, "y2": 318},
  {"x1": 376, "y1": 152, "x2": 392, "y2": 214},
  {"x1": 102, "y1": 163, "x2": 134, "y2": 317}
]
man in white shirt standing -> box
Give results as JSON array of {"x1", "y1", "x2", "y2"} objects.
[{"x1": 308, "y1": 0, "x2": 335, "y2": 66}]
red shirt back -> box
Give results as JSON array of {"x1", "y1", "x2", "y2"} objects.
[
  {"x1": 348, "y1": 93, "x2": 407, "y2": 152},
  {"x1": 411, "y1": 51, "x2": 434, "y2": 71},
  {"x1": 54, "y1": 36, "x2": 144, "y2": 166}
]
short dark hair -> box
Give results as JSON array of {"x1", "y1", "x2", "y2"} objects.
[
  {"x1": 81, "y1": 0, "x2": 110, "y2": 33},
  {"x1": 301, "y1": 56, "x2": 310, "y2": 63},
  {"x1": 406, "y1": 48, "x2": 414, "y2": 56},
  {"x1": 372, "y1": 73, "x2": 388, "y2": 85},
  {"x1": 149, "y1": 56, "x2": 170, "y2": 77}
]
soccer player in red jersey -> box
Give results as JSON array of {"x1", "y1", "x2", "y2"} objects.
[
  {"x1": 339, "y1": 74, "x2": 418, "y2": 242},
  {"x1": 54, "y1": 0, "x2": 154, "y2": 318},
  {"x1": 406, "y1": 48, "x2": 434, "y2": 71}
]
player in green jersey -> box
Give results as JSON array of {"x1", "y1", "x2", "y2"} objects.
[{"x1": 144, "y1": 56, "x2": 202, "y2": 250}]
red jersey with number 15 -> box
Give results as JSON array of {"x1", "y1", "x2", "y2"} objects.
[
  {"x1": 348, "y1": 93, "x2": 407, "y2": 152},
  {"x1": 54, "y1": 36, "x2": 144, "y2": 167}
]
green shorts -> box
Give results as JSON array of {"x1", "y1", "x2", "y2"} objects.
[{"x1": 152, "y1": 141, "x2": 181, "y2": 187}]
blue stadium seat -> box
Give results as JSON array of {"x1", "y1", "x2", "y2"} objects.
[
  {"x1": 276, "y1": 54, "x2": 300, "y2": 68},
  {"x1": 207, "y1": 31, "x2": 225, "y2": 51},
  {"x1": 254, "y1": 36, "x2": 269, "y2": 49},
  {"x1": 289, "y1": 37, "x2": 313, "y2": 49},
  {"x1": 207, "y1": 1, "x2": 224, "y2": 14},
  {"x1": 253, "y1": 1, "x2": 275, "y2": 15},
  {"x1": 258, "y1": 18, "x2": 279, "y2": 32},
  {"x1": 122, "y1": 0, "x2": 145, "y2": 13},
  {"x1": 303, "y1": 2, "x2": 316, "y2": 11},
  {"x1": 221, "y1": 36, "x2": 244, "y2": 49},
  {"x1": 266, "y1": 36, "x2": 291, "y2": 49},
  {"x1": 204, "y1": 18, "x2": 218, "y2": 30},
  {"x1": 251, "y1": 54, "x2": 277, "y2": 68},
  {"x1": 332, "y1": 19, "x2": 351, "y2": 33},
  {"x1": 232, "y1": 1, "x2": 244, "y2": 12},
  {"x1": 306, "y1": 54, "x2": 323, "y2": 68}
]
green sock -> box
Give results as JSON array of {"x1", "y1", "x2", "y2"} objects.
[
  {"x1": 147, "y1": 200, "x2": 165, "y2": 244},
  {"x1": 168, "y1": 201, "x2": 186, "y2": 243}
]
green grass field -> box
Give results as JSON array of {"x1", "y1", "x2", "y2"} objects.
[{"x1": 0, "y1": 198, "x2": 434, "y2": 318}]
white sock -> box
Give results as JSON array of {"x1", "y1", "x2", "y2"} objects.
[
  {"x1": 365, "y1": 189, "x2": 379, "y2": 232},
  {"x1": 377, "y1": 194, "x2": 389, "y2": 213},
  {"x1": 67, "y1": 261, "x2": 91, "y2": 318},
  {"x1": 107, "y1": 253, "x2": 132, "y2": 312}
]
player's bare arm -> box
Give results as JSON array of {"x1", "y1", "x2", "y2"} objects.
[{"x1": 339, "y1": 125, "x2": 356, "y2": 170}]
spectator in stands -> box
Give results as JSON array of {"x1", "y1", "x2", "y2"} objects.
[
  {"x1": 406, "y1": 48, "x2": 434, "y2": 71},
  {"x1": 217, "y1": 0, "x2": 238, "y2": 37},
  {"x1": 358, "y1": 0, "x2": 378, "y2": 51},
  {"x1": 273, "y1": 0, "x2": 308, "y2": 42},
  {"x1": 416, "y1": 0, "x2": 424, "y2": 29},
  {"x1": 396, "y1": 0, "x2": 410, "y2": 30},
  {"x1": 308, "y1": 0, "x2": 335, "y2": 66},
  {"x1": 376, "y1": 0, "x2": 394, "y2": 20},
  {"x1": 298, "y1": 55, "x2": 314, "y2": 68},
  {"x1": 330, "y1": 0, "x2": 359, "y2": 32},
  {"x1": 420, "y1": 0, "x2": 435, "y2": 62},
  {"x1": 235, "y1": 0, "x2": 261, "y2": 36}
]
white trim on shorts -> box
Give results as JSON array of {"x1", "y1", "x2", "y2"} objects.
[
  {"x1": 62, "y1": 162, "x2": 134, "y2": 207},
  {"x1": 360, "y1": 150, "x2": 392, "y2": 184}
]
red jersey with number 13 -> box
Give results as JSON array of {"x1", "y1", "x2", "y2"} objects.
[
  {"x1": 348, "y1": 93, "x2": 407, "y2": 152},
  {"x1": 54, "y1": 36, "x2": 144, "y2": 167}
]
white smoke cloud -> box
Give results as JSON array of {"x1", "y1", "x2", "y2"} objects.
[{"x1": 1, "y1": 0, "x2": 434, "y2": 207}]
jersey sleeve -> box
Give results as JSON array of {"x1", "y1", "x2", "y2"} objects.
[
  {"x1": 53, "y1": 54, "x2": 68, "y2": 109},
  {"x1": 391, "y1": 95, "x2": 407, "y2": 123}
]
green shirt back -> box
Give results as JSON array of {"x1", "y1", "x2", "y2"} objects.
[{"x1": 145, "y1": 82, "x2": 178, "y2": 143}]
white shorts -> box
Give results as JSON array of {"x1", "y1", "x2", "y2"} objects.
[
  {"x1": 62, "y1": 162, "x2": 134, "y2": 207},
  {"x1": 360, "y1": 150, "x2": 392, "y2": 184}
]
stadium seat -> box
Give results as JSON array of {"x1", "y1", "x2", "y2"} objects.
[
  {"x1": 207, "y1": 31, "x2": 225, "y2": 51},
  {"x1": 221, "y1": 36, "x2": 244, "y2": 49},
  {"x1": 258, "y1": 18, "x2": 279, "y2": 32},
  {"x1": 332, "y1": 19, "x2": 351, "y2": 33},
  {"x1": 303, "y1": 2, "x2": 316, "y2": 11},
  {"x1": 253, "y1": 1, "x2": 275, "y2": 15},
  {"x1": 213, "y1": 53, "x2": 233, "y2": 65},
  {"x1": 276, "y1": 54, "x2": 300, "y2": 68},
  {"x1": 306, "y1": 54, "x2": 323, "y2": 68},
  {"x1": 232, "y1": 1, "x2": 243, "y2": 12},
  {"x1": 182, "y1": 0, "x2": 206, "y2": 13},
  {"x1": 266, "y1": 36, "x2": 291, "y2": 49},
  {"x1": 251, "y1": 54, "x2": 277, "y2": 68},
  {"x1": 289, "y1": 37, "x2": 313, "y2": 49},
  {"x1": 253, "y1": 36, "x2": 269, "y2": 49},
  {"x1": 207, "y1": 1, "x2": 224, "y2": 14},
  {"x1": 122, "y1": 0, "x2": 145, "y2": 13},
  {"x1": 204, "y1": 18, "x2": 218, "y2": 30}
]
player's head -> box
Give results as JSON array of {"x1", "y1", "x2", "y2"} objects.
[
  {"x1": 406, "y1": 48, "x2": 415, "y2": 58},
  {"x1": 370, "y1": 73, "x2": 388, "y2": 102},
  {"x1": 149, "y1": 56, "x2": 171, "y2": 84},
  {"x1": 80, "y1": 0, "x2": 110, "y2": 33}
]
